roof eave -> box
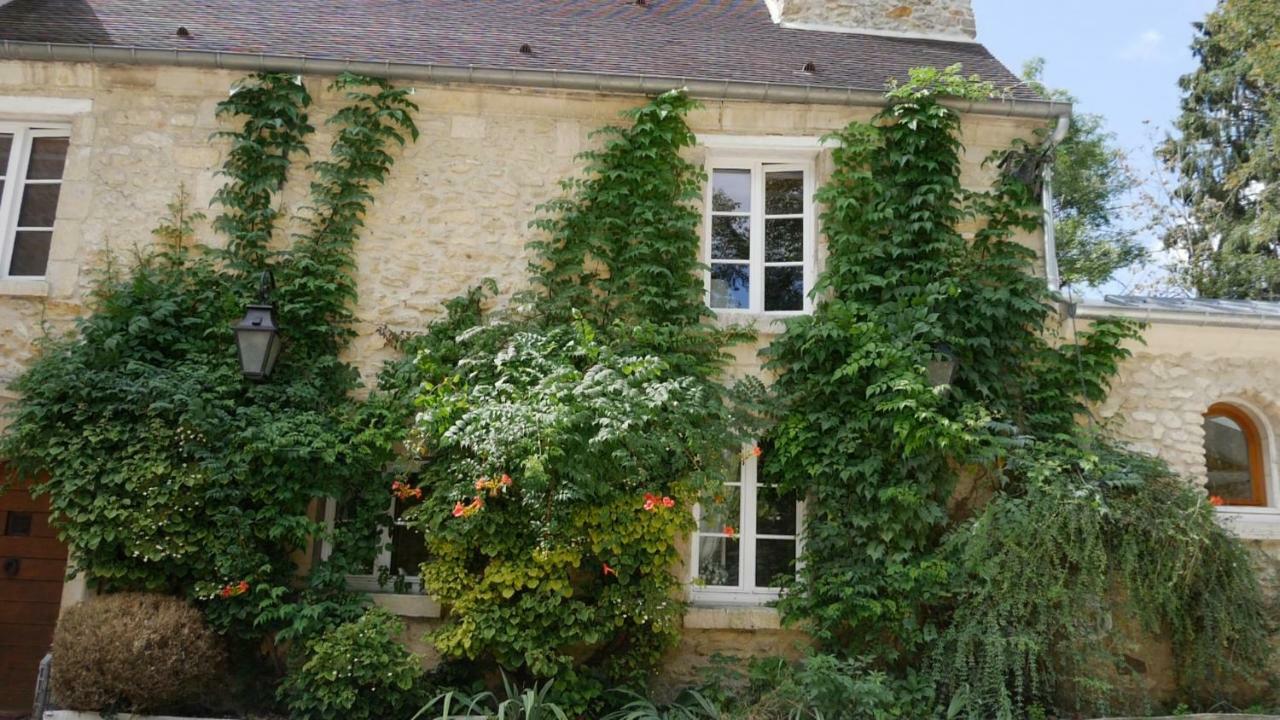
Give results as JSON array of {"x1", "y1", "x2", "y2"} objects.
[
  {"x1": 1072, "y1": 302, "x2": 1280, "y2": 331},
  {"x1": 0, "y1": 40, "x2": 1071, "y2": 120}
]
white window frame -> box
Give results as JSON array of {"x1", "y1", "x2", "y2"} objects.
[
  {"x1": 689, "y1": 445, "x2": 805, "y2": 605},
  {"x1": 703, "y1": 147, "x2": 818, "y2": 317},
  {"x1": 321, "y1": 498, "x2": 426, "y2": 595},
  {"x1": 0, "y1": 121, "x2": 72, "y2": 280}
]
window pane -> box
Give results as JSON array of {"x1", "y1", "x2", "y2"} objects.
[
  {"x1": 710, "y1": 263, "x2": 750, "y2": 309},
  {"x1": 0, "y1": 134, "x2": 11, "y2": 174},
  {"x1": 711, "y1": 216, "x2": 750, "y2": 260},
  {"x1": 390, "y1": 524, "x2": 428, "y2": 576},
  {"x1": 699, "y1": 484, "x2": 741, "y2": 532},
  {"x1": 765, "y1": 170, "x2": 803, "y2": 215},
  {"x1": 755, "y1": 539, "x2": 796, "y2": 588},
  {"x1": 1205, "y1": 414, "x2": 1254, "y2": 501},
  {"x1": 697, "y1": 536, "x2": 740, "y2": 587},
  {"x1": 9, "y1": 231, "x2": 52, "y2": 276},
  {"x1": 712, "y1": 169, "x2": 751, "y2": 212},
  {"x1": 757, "y1": 487, "x2": 797, "y2": 535},
  {"x1": 390, "y1": 523, "x2": 428, "y2": 577},
  {"x1": 390, "y1": 498, "x2": 427, "y2": 576},
  {"x1": 18, "y1": 183, "x2": 61, "y2": 227},
  {"x1": 27, "y1": 137, "x2": 69, "y2": 180},
  {"x1": 765, "y1": 218, "x2": 803, "y2": 262},
  {"x1": 764, "y1": 265, "x2": 803, "y2": 311},
  {"x1": 5, "y1": 511, "x2": 32, "y2": 536}
]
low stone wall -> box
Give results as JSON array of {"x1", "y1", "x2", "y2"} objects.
[
  {"x1": 657, "y1": 606, "x2": 811, "y2": 692},
  {"x1": 387, "y1": 599, "x2": 809, "y2": 693}
]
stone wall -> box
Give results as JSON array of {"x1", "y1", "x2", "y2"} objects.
[
  {"x1": 1087, "y1": 316, "x2": 1280, "y2": 606},
  {"x1": 0, "y1": 59, "x2": 1042, "y2": 395},
  {"x1": 771, "y1": 0, "x2": 977, "y2": 40},
  {"x1": 1061, "y1": 317, "x2": 1280, "y2": 703},
  {"x1": 1093, "y1": 322, "x2": 1280, "y2": 491},
  {"x1": 0, "y1": 58, "x2": 1046, "y2": 679}
]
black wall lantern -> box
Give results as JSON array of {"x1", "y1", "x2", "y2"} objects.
[
  {"x1": 926, "y1": 342, "x2": 959, "y2": 388},
  {"x1": 233, "y1": 271, "x2": 282, "y2": 380}
]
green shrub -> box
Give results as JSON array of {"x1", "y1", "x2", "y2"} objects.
[
  {"x1": 933, "y1": 440, "x2": 1272, "y2": 718},
  {"x1": 280, "y1": 607, "x2": 426, "y2": 720},
  {"x1": 600, "y1": 689, "x2": 722, "y2": 720},
  {"x1": 51, "y1": 593, "x2": 227, "y2": 713},
  {"x1": 687, "y1": 654, "x2": 934, "y2": 720},
  {"x1": 746, "y1": 655, "x2": 936, "y2": 720}
]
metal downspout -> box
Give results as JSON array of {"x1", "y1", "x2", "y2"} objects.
[{"x1": 1042, "y1": 114, "x2": 1071, "y2": 293}]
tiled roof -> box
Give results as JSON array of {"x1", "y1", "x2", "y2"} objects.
[
  {"x1": 0, "y1": 0, "x2": 1038, "y2": 99},
  {"x1": 1097, "y1": 295, "x2": 1280, "y2": 319}
]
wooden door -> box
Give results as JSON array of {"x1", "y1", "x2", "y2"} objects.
[{"x1": 0, "y1": 481, "x2": 67, "y2": 714}]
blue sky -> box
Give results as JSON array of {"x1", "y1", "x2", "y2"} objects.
[{"x1": 972, "y1": 0, "x2": 1219, "y2": 295}]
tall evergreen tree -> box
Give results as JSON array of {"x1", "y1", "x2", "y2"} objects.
[{"x1": 1161, "y1": 0, "x2": 1280, "y2": 298}]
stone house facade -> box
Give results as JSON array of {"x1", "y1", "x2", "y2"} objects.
[
  {"x1": 1078, "y1": 298, "x2": 1280, "y2": 546},
  {"x1": 0, "y1": 0, "x2": 1275, "y2": 710}
]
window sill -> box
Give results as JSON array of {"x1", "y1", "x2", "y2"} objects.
[
  {"x1": 684, "y1": 605, "x2": 782, "y2": 631},
  {"x1": 363, "y1": 594, "x2": 793, "y2": 626},
  {"x1": 0, "y1": 278, "x2": 50, "y2": 297},
  {"x1": 1216, "y1": 506, "x2": 1280, "y2": 540},
  {"x1": 710, "y1": 310, "x2": 809, "y2": 336},
  {"x1": 368, "y1": 592, "x2": 442, "y2": 619}
]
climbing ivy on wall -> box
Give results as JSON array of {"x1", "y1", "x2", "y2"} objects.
[
  {"x1": 765, "y1": 65, "x2": 1271, "y2": 717},
  {"x1": 0, "y1": 73, "x2": 418, "y2": 652},
  {"x1": 0, "y1": 59, "x2": 1267, "y2": 719},
  {"x1": 383, "y1": 90, "x2": 759, "y2": 714}
]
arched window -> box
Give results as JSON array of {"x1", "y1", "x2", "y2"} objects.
[{"x1": 1203, "y1": 403, "x2": 1267, "y2": 507}]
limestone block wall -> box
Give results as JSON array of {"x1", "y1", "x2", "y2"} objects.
[
  {"x1": 1093, "y1": 322, "x2": 1280, "y2": 488},
  {"x1": 0, "y1": 59, "x2": 1045, "y2": 395},
  {"x1": 1088, "y1": 318, "x2": 1280, "y2": 563},
  {"x1": 771, "y1": 0, "x2": 977, "y2": 39},
  {"x1": 0, "y1": 58, "x2": 1047, "y2": 678}
]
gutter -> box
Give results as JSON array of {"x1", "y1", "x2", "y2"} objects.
[
  {"x1": 0, "y1": 40, "x2": 1073, "y2": 121},
  {"x1": 1071, "y1": 302, "x2": 1280, "y2": 331}
]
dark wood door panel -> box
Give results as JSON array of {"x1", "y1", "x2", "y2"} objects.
[
  {"x1": 0, "y1": 510, "x2": 58, "y2": 539},
  {"x1": 0, "y1": 600, "x2": 61, "y2": 625},
  {"x1": 1, "y1": 473, "x2": 66, "y2": 713},
  {"x1": 0, "y1": 557, "x2": 67, "y2": 582},
  {"x1": 0, "y1": 621, "x2": 59, "y2": 647},
  {"x1": 0, "y1": 579, "x2": 62, "y2": 604},
  {"x1": 27, "y1": 512, "x2": 57, "y2": 538},
  {"x1": 0, "y1": 536, "x2": 67, "y2": 560},
  {"x1": 0, "y1": 645, "x2": 50, "y2": 709},
  {"x1": 0, "y1": 491, "x2": 52, "y2": 513}
]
